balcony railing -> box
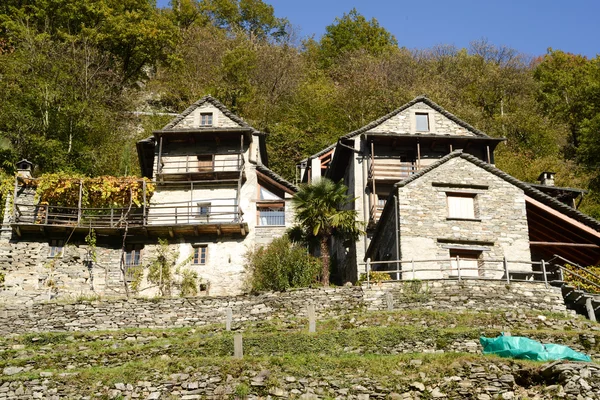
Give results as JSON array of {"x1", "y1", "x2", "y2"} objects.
[
  {"x1": 13, "y1": 201, "x2": 243, "y2": 228},
  {"x1": 368, "y1": 159, "x2": 419, "y2": 181},
  {"x1": 157, "y1": 154, "x2": 243, "y2": 179}
]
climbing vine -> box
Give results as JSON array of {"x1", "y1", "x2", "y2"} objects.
[
  {"x1": 29, "y1": 173, "x2": 155, "y2": 208},
  {"x1": 564, "y1": 264, "x2": 600, "y2": 294}
]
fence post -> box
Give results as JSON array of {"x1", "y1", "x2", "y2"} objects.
[
  {"x1": 385, "y1": 292, "x2": 394, "y2": 311},
  {"x1": 233, "y1": 334, "x2": 243, "y2": 359},
  {"x1": 225, "y1": 307, "x2": 232, "y2": 331},
  {"x1": 504, "y1": 257, "x2": 510, "y2": 284},
  {"x1": 456, "y1": 256, "x2": 461, "y2": 281},
  {"x1": 541, "y1": 259, "x2": 548, "y2": 288},
  {"x1": 411, "y1": 259, "x2": 415, "y2": 280},
  {"x1": 585, "y1": 298, "x2": 597, "y2": 322},
  {"x1": 366, "y1": 258, "x2": 371, "y2": 289},
  {"x1": 307, "y1": 304, "x2": 316, "y2": 333}
]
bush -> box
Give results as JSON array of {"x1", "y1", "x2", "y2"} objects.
[{"x1": 246, "y1": 236, "x2": 320, "y2": 292}]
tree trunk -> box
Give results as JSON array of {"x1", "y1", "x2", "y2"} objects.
[{"x1": 320, "y1": 236, "x2": 330, "y2": 286}]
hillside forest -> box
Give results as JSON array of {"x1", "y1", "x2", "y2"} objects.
[{"x1": 1, "y1": 0, "x2": 600, "y2": 217}]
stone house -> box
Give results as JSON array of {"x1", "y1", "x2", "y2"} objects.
[
  {"x1": 299, "y1": 96, "x2": 598, "y2": 282},
  {"x1": 0, "y1": 96, "x2": 296, "y2": 303},
  {"x1": 365, "y1": 151, "x2": 600, "y2": 280}
]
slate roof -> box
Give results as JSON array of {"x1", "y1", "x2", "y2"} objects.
[
  {"x1": 256, "y1": 164, "x2": 298, "y2": 193},
  {"x1": 342, "y1": 95, "x2": 494, "y2": 140},
  {"x1": 160, "y1": 95, "x2": 260, "y2": 133}
]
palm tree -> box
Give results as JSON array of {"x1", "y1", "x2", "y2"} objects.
[{"x1": 290, "y1": 178, "x2": 362, "y2": 286}]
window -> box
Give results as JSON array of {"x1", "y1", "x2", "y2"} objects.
[
  {"x1": 125, "y1": 245, "x2": 142, "y2": 267},
  {"x1": 193, "y1": 245, "x2": 208, "y2": 265},
  {"x1": 447, "y1": 193, "x2": 476, "y2": 219},
  {"x1": 257, "y1": 203, "x2": 285, "y2": 226},
  {"x1": 48, "y1": 239, "x2": 64, "y2": 258},
  {"x1": 449, "y1": 250, "x2": 481, "y2": 277},
  {"x1": 124, "y1": 244, "x2": 143, "y2": 281},
  {"x1": 197, "y1": 202, "x2": 211, "y2": 221},
  {"x1": 415, "y1": 113, "x2": 429, "y2": 132},
  {"x1": 200, "y1": 112, "x2": 213, "y2": 126}
]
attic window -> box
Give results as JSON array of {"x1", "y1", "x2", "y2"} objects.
[
  {"x1": 447, "y1": 193, "x2": 476, "y2": 219},
  {"x1": 415, "y1": 113, "x2": 429, "y2": 132},
  {"x1": 200, "y1": 113, "x2": 213, "y2": 126}
]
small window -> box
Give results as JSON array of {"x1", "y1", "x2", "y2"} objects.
[
  {"x1": 447, "y1": 193, "x2": 476, "y2": 219},
  {"x1": 49, "y1": 239, "x2": 64, "y2": 258},
  {"x1": 197, "y1": 202, "x2": 211, "y2": 221},
  {"x1": 450, "y1": 250, "x2": 481, "y2": 277},
  {"x1": 125, "y1": 245, "x2": 142, "y2": 267},
  {"x1": 124, "y1": 244, "x2": 143, "y2": 281},
  {"x1": 200, "y1": 113, "x2": 213, "y2": 126},
  {"x1": 415, "y1": 113, "x2": 429, "y2": 132},
  {"x1": 257, "y1": 203, "x2": 285, "y2": 226},
  {"x1": 193, "y1": 245, "x2": 207, "y2": 265}
]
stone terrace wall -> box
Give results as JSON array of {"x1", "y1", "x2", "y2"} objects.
[{"x1": 0, "y1": 280, "x2": 567, "y2": 335}]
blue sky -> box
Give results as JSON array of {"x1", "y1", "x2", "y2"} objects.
[{"x1": 157, "y1": 0, "x2": 599, "y2": 58}]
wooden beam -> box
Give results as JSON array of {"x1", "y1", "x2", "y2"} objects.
[
  {"x1": 530, "y1": 241, "x2": 600, "y2": 249},
  {"x1": 168, "y1": 227, "x2": 174, "y2": 238},
  {"x1": 256, "y1": 170, "x2": 294, "y2": 195},
  {"x1": 526, "y1": 199, "x2": 600, "y2": 242}
]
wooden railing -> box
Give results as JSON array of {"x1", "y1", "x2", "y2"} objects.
[
  {"x1": 157, "y1": 154, "x2": 243, "y2": 175},
  {"x1": 360, "y1": 257, "x2": 560, "y2": 287},
  {"x1": 13, "y1": 201, "x2": 243, "y2": 228},
  {"x1": 368, "y1": 158, "x2": 419, "y2": 181}
]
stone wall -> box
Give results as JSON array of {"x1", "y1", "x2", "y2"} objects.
[
  {"x1": 396, "y1": 156, "x2": 532, "y2": 279},
  {"x1": 0, "y1": 281, "x2": 566, "y2": 335}
]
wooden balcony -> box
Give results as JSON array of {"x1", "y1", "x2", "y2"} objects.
[
  {"x1": 156, "y1": 154, "x2": 244, "y2": 182},
  {"x1": 368, "y1": 158, "x2": 419, "y2": 182},
  {"x1": 12, "y1": 201, "x2": 248, "y2": 237}
]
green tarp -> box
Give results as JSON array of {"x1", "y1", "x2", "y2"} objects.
[{"x1": 480, "y1": 334, "x2": 592, "y2": 362}]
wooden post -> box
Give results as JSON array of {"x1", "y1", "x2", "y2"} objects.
[
  {"x1": 541, "y1": 259, "x2": 548, "y2": 288},
  {"x1": 385, "y1": 292, "x2": 394, "y2": 311},
  {"x1": 365, "y1": 258, "x2": 371, "y2": 289},
  {"x1": 77, "y1": 179, "x2": 83, "y2": 225},
  {"x1": 225, "y1": 307, "x2": 232, "y2": 331},
  {"x1": 157, "y1": 136, "x2": 164, "y2": 177},
  {"x1": 486, "y1": 145, "x2": 491, "y2": 164},
  {"x1": 456, "y1": 256, "x2": 461, "y2": 281},
  {"x1": 416, "y1": 140, "x2": 421, "y2": 170},
  {"x1": 142, "y1": 180, "x2": 147, "y2": 226},
  {"x1": 504, "y1": 257, "x2": 510, "y2": 284},
  {"x1": 585, "y1": 298, "x2": 597, "y2": 322},
  {"x1": 411, "y1": 259, "x2": 415, "y2": 280},
  {"x1": 308, "y1": 304, "x2": 316, "y2": 333},
  {"x1": 12, "y1": 175, "x2": 18, "y2": 222},
  {"x1": 233, "y1": 334, "x2": 243, "y2": 358}
]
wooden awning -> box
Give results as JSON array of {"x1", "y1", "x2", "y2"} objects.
[{"x1": 526, "y1": 196, "x2": 600, "y2": 266}]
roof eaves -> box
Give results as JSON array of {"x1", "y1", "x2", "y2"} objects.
[{"x1": 256, "y1": 164, "x2": 298, "y2": 193}]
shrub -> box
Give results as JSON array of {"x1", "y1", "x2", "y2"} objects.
[
  {"x1": 246, "y1": 236, "x2": 320, "y2": 292},
  {"x1": 358, "y1": 271, "x2": 391, "y2": 284}
]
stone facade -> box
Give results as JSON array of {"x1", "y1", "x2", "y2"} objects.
[
  {"x1": 0, "y1": 281, "x2": 566, "y2": 335},
  {"x1": 390, "y1": 155, "x2": 531, "y2": 279}
]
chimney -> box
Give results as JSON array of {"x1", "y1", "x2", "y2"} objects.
[
  {"x1": 537, "y1": 171, "x2": 555, "y2": 187},
  {"x1": 15, "y1": 159, "x2": 34, "y2": 179}
]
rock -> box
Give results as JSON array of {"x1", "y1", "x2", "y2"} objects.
[
  {"x1": 431, "y1": 387, "x2": 446, "y2": 398},
  {"x1": 114, "y1": 383, "x2": 126, "y2": 391},
  {"x1": 357, "y1": 394, "x2": 369, "y2": 400},
  {"x1": 147, "y1": 392, "x2": 161, "y2": 400},
  {"x1": 477, "y1": 395, "x2": 491, "y2": 400},
  {"x1": 3, "y1": 366, "x2": 24, "y2": 376},
  {"x1": 269, "y1": 387, "x2": 287, "y2": 397},
  {"x1": 409, "y1": 359, "x2": 423, "y2": 367},
  {"x1": 410, "y1": 382, "x2": 425, "y2": 392},
  {"x1": 501, "y1": 392, "x2": 515, "y2": 400}
]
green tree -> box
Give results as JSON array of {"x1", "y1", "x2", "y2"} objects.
[
  {"x1": 319, "y1": 8, "x2": 397, "y2": 67},
  {"x1": 290, "y1": 178, "x2": 362, "y2": 286}
]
